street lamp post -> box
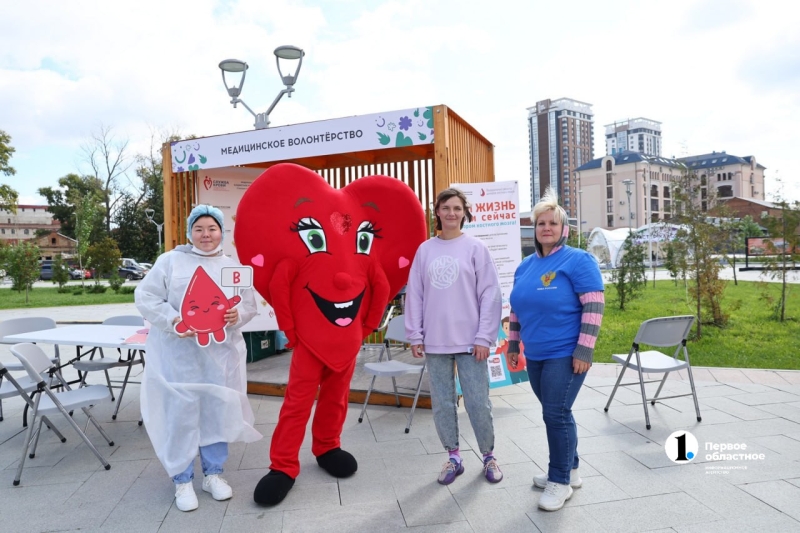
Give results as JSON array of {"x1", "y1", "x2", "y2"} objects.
[
  {"x1": 622, "y1": 179, "x2": 634, "y2": 232},
  {"x1": 642, "y1": 162, "x2": 653, "y2": 266},
  {"x1": 219, "y1": 45, "x2": 305, "y2": 130},
  {"x1": 144, "y1": 209, "x2": 164, "y2": 255},
  {"x1": 578, "y1": 188, "x2": 584, "y2": 248}
]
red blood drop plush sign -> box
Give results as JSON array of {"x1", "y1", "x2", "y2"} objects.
[{"x1": 174, "y1": 266, "x2": 242, "y2": 347}]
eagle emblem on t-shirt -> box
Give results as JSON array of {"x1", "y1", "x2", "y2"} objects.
[{"x1": 541, "y1": 271, "x2": 556, "y2": 287}]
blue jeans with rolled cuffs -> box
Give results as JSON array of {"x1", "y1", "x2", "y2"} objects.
[
  {"x1": 172, "y1": 442, "x2": 228, "y2": 484},
  {"x1": 426, "y1": 352, "x2": 495, "y2": 455},
  {"x1": 526, "y1": 356, "x2": 585, "y2": 485}
]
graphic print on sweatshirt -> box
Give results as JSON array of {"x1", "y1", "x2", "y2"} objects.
[{"x1": 428, "y1": 255, "x2": 459, "y2": 289}]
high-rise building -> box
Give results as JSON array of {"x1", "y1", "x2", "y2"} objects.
[
  {"x1": 527, "y1": 98, "x2": 594, "y2": 216},
  {"x1": 605, "y1": 118, "x2": 662, "y2": 156}
]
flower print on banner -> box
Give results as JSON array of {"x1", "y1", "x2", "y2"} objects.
[
  {"x1": 171, "y1": 140, "x2": 209, "y2": 172},
  {"x1": 373, "y1": 107, "x2": 435, "y2": 148}
]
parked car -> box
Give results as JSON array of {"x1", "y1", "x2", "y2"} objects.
[
  {"x1": 39, "y1": 263, "x2": 54, "y2": 280},
  {"x1": 117, "y1": 266, "x2": 145, "y2": 280},
  {"x1": 69, "y1": 268, "x2": 93, "y2": 280},
  {"x1": 139, "y1": 262, "x2": 153, "y2": 271}
]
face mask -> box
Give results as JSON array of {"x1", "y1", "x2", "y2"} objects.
[{"x1": 191, "y1": 244, "x2": 223, "y2": 256}]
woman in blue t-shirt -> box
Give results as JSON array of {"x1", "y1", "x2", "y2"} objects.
[{"x1": 508, "y1": 187, "x2": 605, "y2": 512}]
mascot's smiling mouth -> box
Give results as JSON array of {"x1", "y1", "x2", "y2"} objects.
[{"x1": 306, "y1": 286, "x2": 365, "y2": 327}]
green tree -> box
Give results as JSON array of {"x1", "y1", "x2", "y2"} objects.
[
  {"x1": 2, "y1": 241, "x2": 41, "y2": 302},
  {"x1": 51, "y1": 253, "x2": 71, "y2": 291},
  {"x1": 664, "y1": 236, "x2": 689, "y2": 289},
  {"x1": 112, "y1": 193, "x2": 160, "y2": 262},
  {"x1": 86, "y1": 237, "x2": 122, "y2": 281},
  {"x1": 38, "y1": 173, "x2": 106, "y2": 241},
  {"x1": 671, "y1": 170, "x2": 729, "y2": 335},
  {"x1": 81, "y1": 124, "x2": 133, "y2": 234},
  {"x1": 611, "y1": 235, "x2": 646, "y2": 310},
  {"x1": 760, "y1": 176, "x2": 800, "y2": 322},
  {"x1": 0, "y1": 130, "x2": 20, "y2": 212},
  {"x1": 74, "y1": 200, "x2": 102, "y2": 286},
  {"x1": 566, "y1": 230, "x2": 588, "y2": 250},
  {"x1": 111, "y1": 128, "x2": 176, "y2": 261}
]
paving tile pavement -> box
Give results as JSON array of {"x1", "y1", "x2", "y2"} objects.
[{"x1": 1, "y1": 305, "x2": 799, "y2": 531}]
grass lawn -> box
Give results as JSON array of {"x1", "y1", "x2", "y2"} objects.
[
  {"x1": 0, "y1": 284, "x2": 135, "y2": 309},
  {"x1": 596, "y1": 280, "x2": 800, "y2": 370},
  {"x1": 1, "y1": 279, "x2": 797, "y2": 370}
]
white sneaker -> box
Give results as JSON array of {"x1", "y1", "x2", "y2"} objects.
[
  {"x1": 202, "y1": 474, "x2": 233, "y2": 501},
  {"x1": 175, "y1": 482, "x2": 198, "y2": 512},
  {"x1": 533, "y1": 468, "x2": 582, "y2": 489},
  {"x1": 538, "y1": 481, "x2": 573, "y2": 511}
]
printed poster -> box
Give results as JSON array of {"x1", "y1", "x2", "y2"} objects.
[
  {"x1": 454, "y1": 181, "x2": 526, "y2": 389},
  {"x1": 196, "y1": 167, "x2": 278, "y2": 332}
]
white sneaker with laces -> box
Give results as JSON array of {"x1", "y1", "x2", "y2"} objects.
[
  {"x1": 202, "y1": 474, "x2": 233, "y2": 501},
  {"x1": 533, "y1": 468, "x2": 582, "y2": 489},
  {"x1": 538, "y1": 481, "x2": 573, "y2": 511},
  {"x1": 175, "y1": 482, "x2": 199, "y2": 512}
]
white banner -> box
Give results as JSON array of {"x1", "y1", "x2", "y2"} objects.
[
  {"x1": 196, "y1": 167, "x2": 278, "y2": 332},
  {"x1": 454, "y1": 181, "x2": 526, "y2": 388},
  {"x1": 171, "y1": 106, "x2": 436, "y2": 172}
]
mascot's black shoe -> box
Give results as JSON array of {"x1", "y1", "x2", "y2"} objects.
[
  {"x1": 316, "y1": 448, "x2": 358, "y2": 478},
  {"x1": 253, "y1": 470, "x2": 295, "y2": 506}
]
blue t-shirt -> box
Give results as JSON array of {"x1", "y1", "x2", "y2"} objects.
[{"x1": 509, "y1": 247, "x2": 603, "y2": 360}]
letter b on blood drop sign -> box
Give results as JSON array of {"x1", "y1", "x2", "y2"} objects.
[{"x1": 221, "y1": 266, "x2": 253, "y2": 288}]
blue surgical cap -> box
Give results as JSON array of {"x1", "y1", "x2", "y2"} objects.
[{"x1": 187, "y1": 204, "x2": 225, "y2": 242}]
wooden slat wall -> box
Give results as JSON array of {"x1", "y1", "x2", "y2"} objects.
[
  {"x1": 316, "y1": 159, "x2": 436, "y2": 236},
  {"x1": 432, "y1": 105, "x2": 495, "y2": 200}
]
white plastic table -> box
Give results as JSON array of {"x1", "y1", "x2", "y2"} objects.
[
  {"x1": 4, "y1": 325, "x2": 147, "y2": 422},
  {"x1": 3, "y1": 324, "x2": 146, "y2": 351}
]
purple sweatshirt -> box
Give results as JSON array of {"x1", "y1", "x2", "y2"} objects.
[{"x1": 405, "y1": 233, "x2": 502, "y2": 354}]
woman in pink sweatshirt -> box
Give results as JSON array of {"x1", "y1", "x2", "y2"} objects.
[{"x1": 405, "y1": 188, "x2": 503, "y2": 486}]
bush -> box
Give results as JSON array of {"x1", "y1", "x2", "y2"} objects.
[
  {"x1": 72, "y1": 288, "x2": 84, "y2": 295},
  {"x1": 108, "y1": 273, "x2": 124, "y2": 293},
  {"x1": 119, "y1": 286, "x2": 136, "y2": 295},
  {"x1": 87, "y1": 284, "x2": 108, "y2": 294}
]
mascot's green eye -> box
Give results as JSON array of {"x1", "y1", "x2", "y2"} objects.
[
  {"x1": 293, "y1": 217, "x2": 327, "y2": 254},
  {"x1": 356, "y1": 221, "x2": 376, "y2": 255},
  {"x1": 307, "y1": 230, "x2": 325, "y2": 250}
]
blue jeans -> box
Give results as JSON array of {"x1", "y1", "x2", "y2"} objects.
[
  {"x1": 172, "y1": 442, "x2": 228, "y2": 484},
  {"x1": 526, "y1": 356, "x2": 585, "y2": 485},
  {"x1": 427, "y1": 353, "x2": 494, "y2": 455}
]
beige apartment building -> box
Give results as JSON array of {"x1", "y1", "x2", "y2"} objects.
[
  {"x1": 0, "y1": 204, "x2": 60, "y2": 242},
  {"x1": 574, "y1": 151, "x2": 766, "y2": 232}
]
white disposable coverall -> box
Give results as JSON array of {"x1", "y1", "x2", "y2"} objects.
[{"x1": 135, "y1": 245, "x2": 262, "y2": 477}]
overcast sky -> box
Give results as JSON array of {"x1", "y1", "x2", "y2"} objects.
[{"x1": 1, "y1": 0, "x2": 798, "y2": 211}]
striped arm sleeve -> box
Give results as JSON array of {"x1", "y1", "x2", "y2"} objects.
[
  {"x1": 507, "y1": 309, "x2": 521, "y2": 354},
  {"x1": 572, "y1": 291, "x2": 605, "y2": 364}
]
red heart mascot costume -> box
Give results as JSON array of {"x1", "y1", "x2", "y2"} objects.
[{"x1": 234, "y1": 163, "x2": 426, "y2": 505}]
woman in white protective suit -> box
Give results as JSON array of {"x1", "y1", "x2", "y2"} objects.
[{"x1": 135, "y1": 205, "x2": 262, "y2": 512}]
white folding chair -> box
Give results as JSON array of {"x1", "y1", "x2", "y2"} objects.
[
  {"x1": 10, "y1": 343, "x2": 114, "y2": 486},
  {"x1": 0, "y1": 317, "x2": 61, "y2": 424},
  {"x1": 358, "y1": 315, "x2": 426, "y2": 433},
  {"x1": 72, "y1": 315, "x2": 146, "y2": 421},
  {"x1": 603, "y1": 315, "x2": 701, "y2": 430},
  {"x1": 0, "y1": 361, "x2": 67, "y2": 445},
  {"x1": 362, "y1": 304, "x2": 396, "y2": 350}
]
